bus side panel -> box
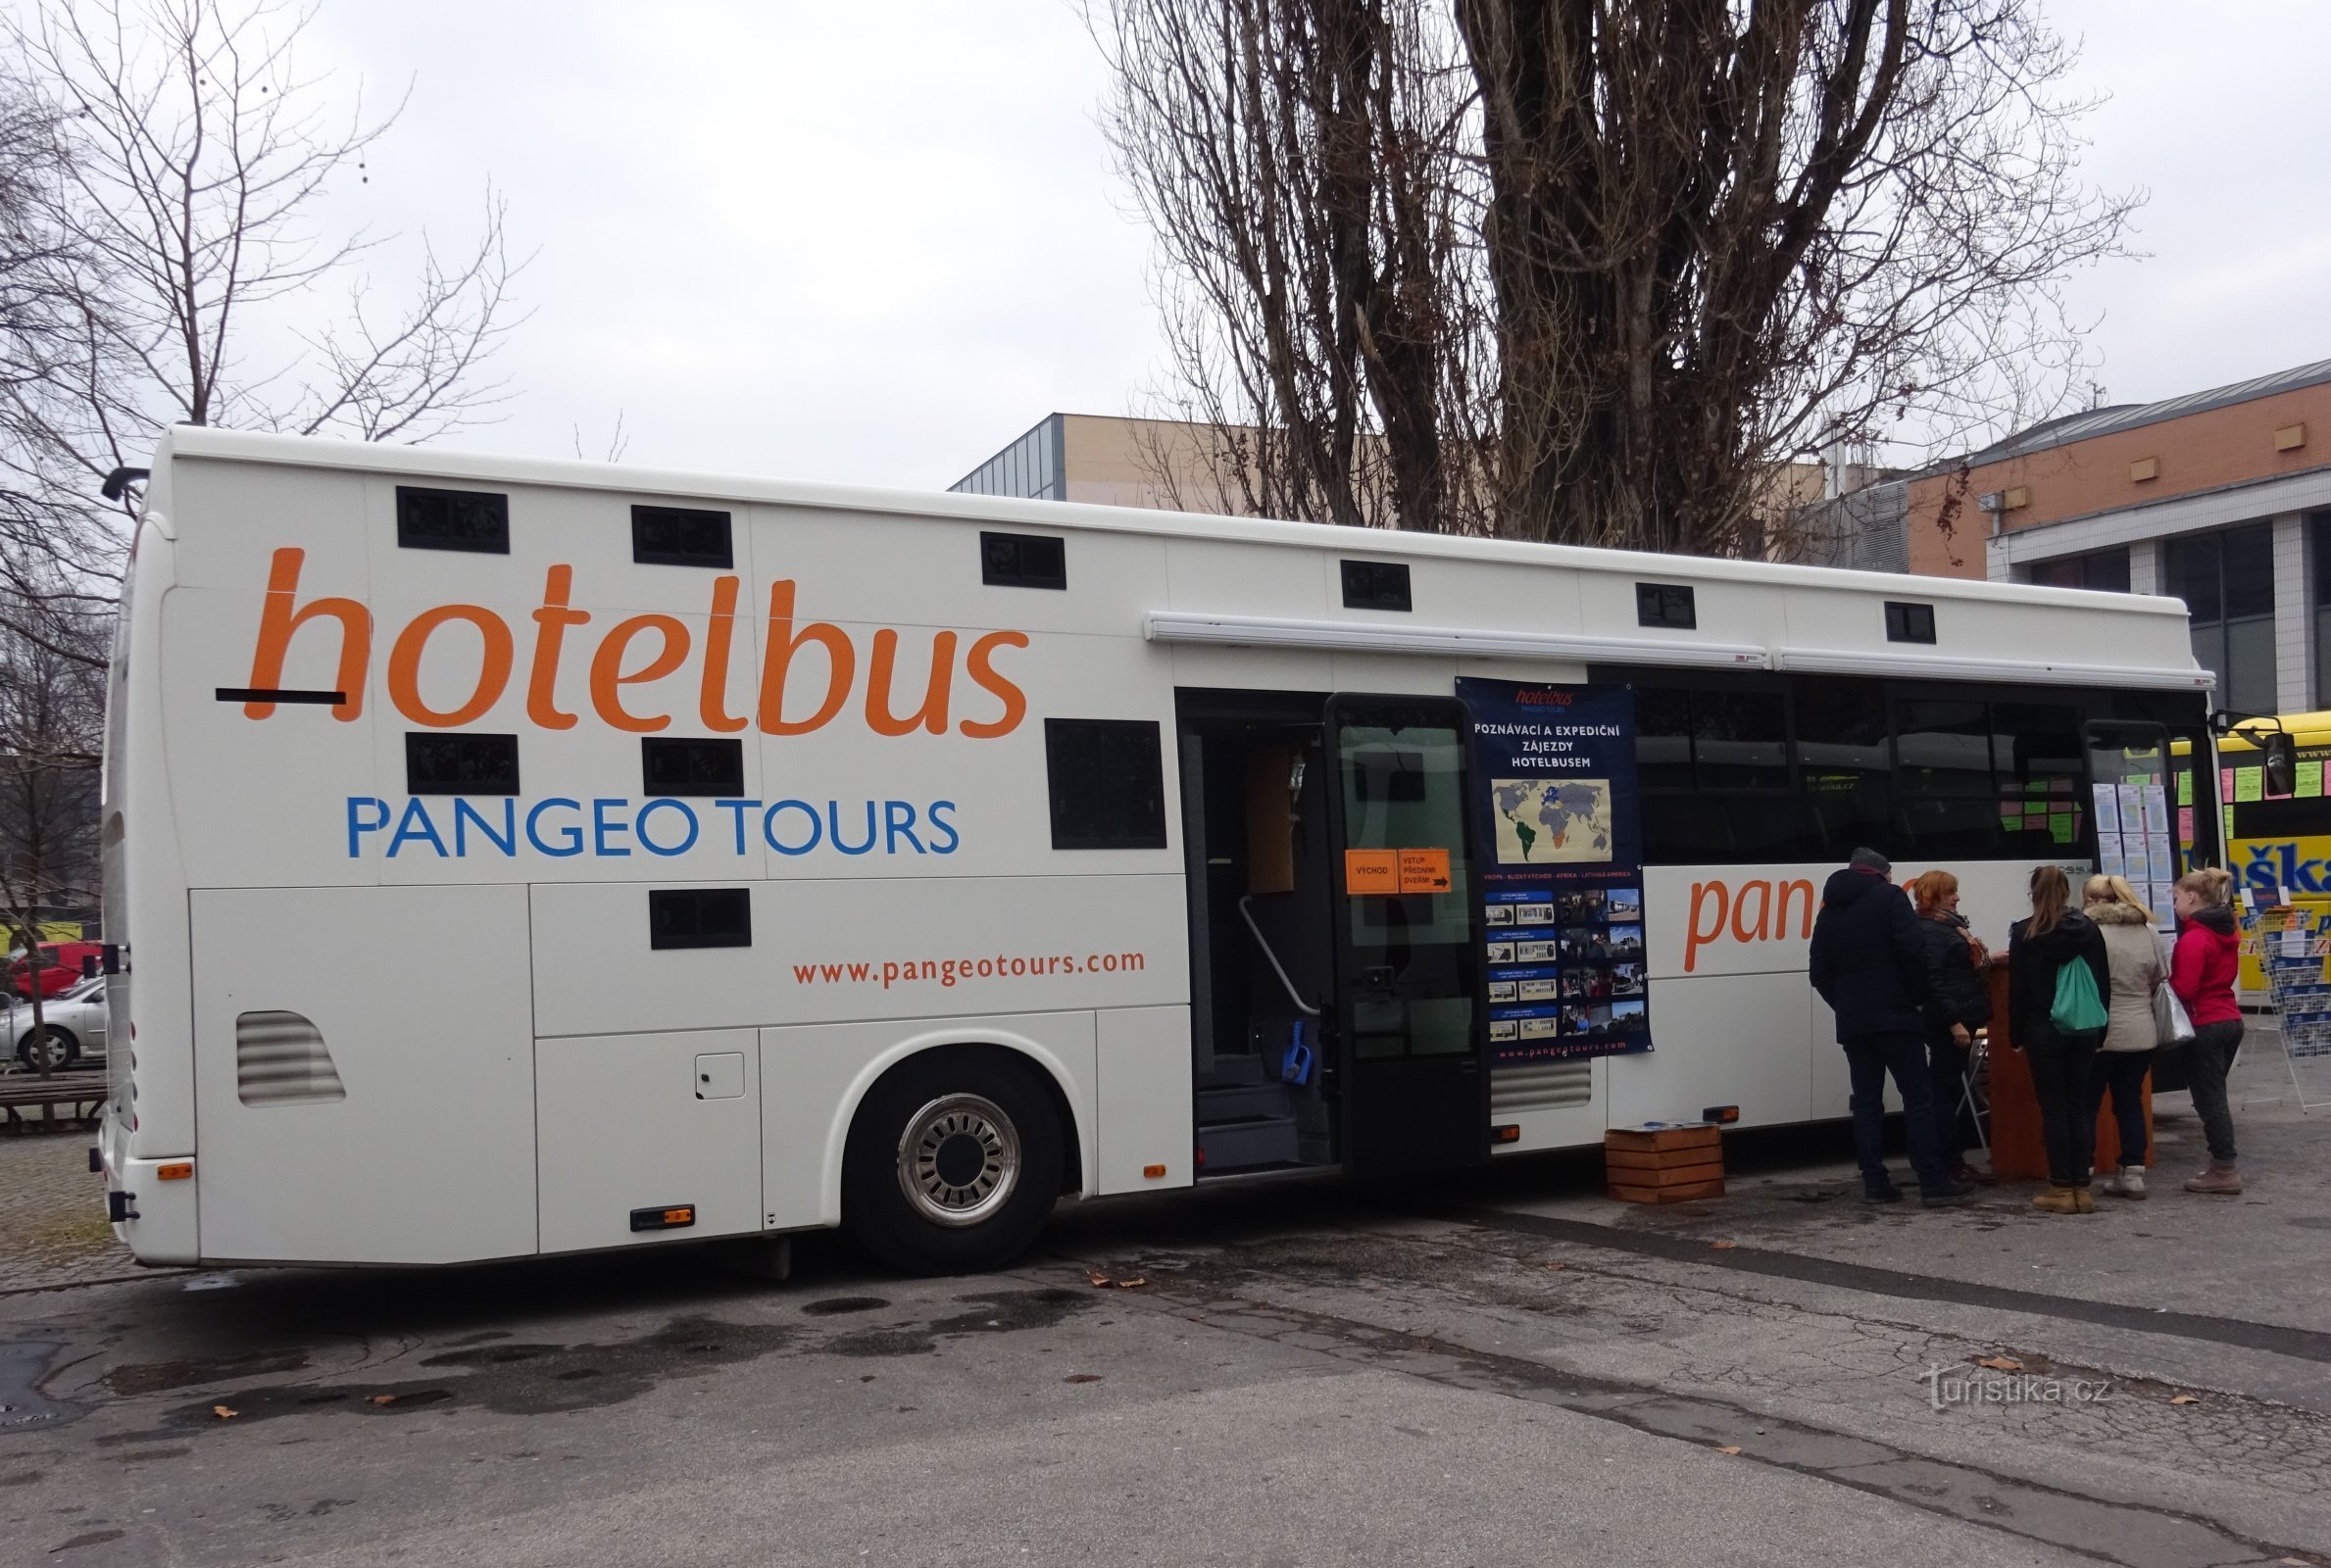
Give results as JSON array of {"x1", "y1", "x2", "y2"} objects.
[
  {"x1": 1095, "y1": 1004, "x2": 1194, "y2": 1196},
  {"x1": 191, "y1": 884, "x2": 537, "y2": 1265},
  {"x1": 535, "y1": 1029, "x2": 762, "y2": 1253},
  {"x1": 526, "y1": 875, "x2": 1189, "y2": 1038},
  {"x1": 757, "y1": 1012, "x2": 1100, "y2": 1232},
  {"x1": 1610, "y1": 972, "x2": 1815, "y2": 1128}
]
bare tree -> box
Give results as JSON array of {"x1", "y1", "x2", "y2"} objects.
[
  {"x1": 1092, "y1": 0, "x2": 1501, "y2": 533},
  {"x1": 0, "y1": 0, "x2": 527, "y2": 650},
  {"x1": 1097, "y1": 0, "x2": 2135, "y2": 553},
  {"x1": 0, "y1": 586, "x2": 103, "y2": 1091}
]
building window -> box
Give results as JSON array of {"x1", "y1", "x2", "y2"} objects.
[
  {"x1": 2164, "y1": 523, "x2": 2275, "y2": 713},
  {"x1": 2312, "y1": 514, "x2": 2331, "y2": 709},
  {"x1": 2027, "y1": 548, "x2": 2131, "y2": 593}
]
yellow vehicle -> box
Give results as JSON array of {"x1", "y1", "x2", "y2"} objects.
[{"x1": 2216, "y1": 710, "x2": 2331, "y2": 991}]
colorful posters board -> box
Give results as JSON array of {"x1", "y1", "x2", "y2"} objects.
[{"x1": 1456, "y1": 679, "x2": 1652, "y2": 1063}]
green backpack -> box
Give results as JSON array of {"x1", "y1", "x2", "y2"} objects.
[{"x1": 2050, "y1": 956, "x2": 2109, "y2": 1038}]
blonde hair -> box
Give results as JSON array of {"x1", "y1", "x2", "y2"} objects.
[
  {"x1": 1909, "y1": 869, "x2": 1959, "y2": 914},
  {"x1": 2027, "y1": 863, "x2": 2070, "y2": 937},
  {"x1": 2082, "y1": 873, "x2": 2154, "y2": 921},
  {"x1": 2174, "y1": 866, "x2": 2235, "y2": 906}
]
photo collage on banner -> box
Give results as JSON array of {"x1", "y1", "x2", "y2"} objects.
[
  {"x1": 2094, "y1": 777, "x2": 2179, "y2": 934},
  {"x1": 1456, "y1": 679, "x2": 1653, "y2": 1063}
]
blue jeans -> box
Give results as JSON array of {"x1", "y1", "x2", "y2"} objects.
[{"x1": 1843, "y1": 1033, "x2": 1948, "y2": 1193}]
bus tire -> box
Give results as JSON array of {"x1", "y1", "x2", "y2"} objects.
[{"x1": 843, "y1": 1047, "x2": 1063, "y2": 1276}]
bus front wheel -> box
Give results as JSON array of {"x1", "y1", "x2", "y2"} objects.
[{"x1": 843, "y1": 1048, "x2": 1063, "y2": 1275}]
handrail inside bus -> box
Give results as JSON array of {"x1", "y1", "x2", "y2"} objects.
[{"x1": 1238, "y1": 895, "x2": 1322, "y2": 1018}]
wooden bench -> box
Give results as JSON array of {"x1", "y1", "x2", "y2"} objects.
[{"x1": 0, "y1": 1075, "x2": 109, "y2": 1131}]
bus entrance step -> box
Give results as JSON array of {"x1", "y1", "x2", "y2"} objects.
[
  {"x1": 1197, "y1": 1082, "x2": 1292, "y2": 1123},
  {"x1": 1198, "y1": 1114, "x2": 1300, "y2": 1170}
]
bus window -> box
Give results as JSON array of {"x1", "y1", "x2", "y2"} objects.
[
  {"x1": 1796, "y1": 678, "x2": 1891, "y2": 860},
  {"x1": 2084, "y1": 721, "x2": 2177, "y2": 922}
]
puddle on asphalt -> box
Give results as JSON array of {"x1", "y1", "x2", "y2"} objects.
[
  {"x1": 0, "y1": 1342, "x2": 78, "y2": 1433},
  {"x1": 105, "y1": 1348, "x2": 309, "y2": 1396},
  {"x1": 154, "y1": 1314, "x2": 796, "y2": 1429},
  {"x1": 818, "y1": 1288, "x2": 1094, "y2": 1359}
]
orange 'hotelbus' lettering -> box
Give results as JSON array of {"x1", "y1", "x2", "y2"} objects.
[
  {"x1": 244, "y1": 549, "x2": 371, "y2": 720},
  {"x1": 239, "y1": 553, "x2": 1032, "y2": 741}
]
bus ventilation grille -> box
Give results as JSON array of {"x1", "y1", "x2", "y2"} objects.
[
  {"x1": 1490, "y1": 1059, "x2": 1592, "y2": 1114},
  {"x1": 235, "y1": 1011, "x2": 346, "y2": 1106}
]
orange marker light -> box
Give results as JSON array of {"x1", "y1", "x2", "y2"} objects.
[
  {"x1": 663, "y1": 1206, "x2": 694, "y2": 1226},
  {"x1": 1491, "y1": 1125, "x2": 1521, "y2": 1145},
  {"x1": 1142, "y1": 1163, "x2": 1166, "y2": 1180},
  {"x1": 157, "y1": 1162, "x2": 193, "y2": 1181}
]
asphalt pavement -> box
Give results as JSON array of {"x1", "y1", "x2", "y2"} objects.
[{"x1": 2, "y1": 1047, "x2": 2327, "y2": 1566}]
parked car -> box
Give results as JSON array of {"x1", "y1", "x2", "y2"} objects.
[
  {"x1": 6, "y1": 975, "x2": 107, "y2": 1070},
  {"x1": 8, "y1": 941, "x2": 105, "y2": 1001}
]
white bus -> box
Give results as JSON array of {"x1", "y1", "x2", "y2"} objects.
[{"x1": 98, "y1": 428, "x2": 2220, "y2": 1274}]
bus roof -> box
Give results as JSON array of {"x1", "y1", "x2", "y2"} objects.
[{"x1": 152, "y1": 426, "x2": 2197, "y2": 625}]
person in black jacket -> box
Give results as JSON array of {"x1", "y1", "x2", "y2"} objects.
[
  {"x1": 2006, "y1": 863, "x2": 2111, "y2": 1214},
  {"x1": 1908, "y1": 868, "x2": 1994, "y2": 1187},
  {"x1": 1809, "y1": 848, "x2": 1976, "y2": 1205}
]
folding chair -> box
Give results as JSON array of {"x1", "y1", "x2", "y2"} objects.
[{"x1": 1959, "y1": 1029, "x2": 1992, "y2": 1158}]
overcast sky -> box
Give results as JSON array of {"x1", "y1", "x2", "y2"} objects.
[{"x1": 294, "y1": 0, "x2": 2331, "y2": 491}]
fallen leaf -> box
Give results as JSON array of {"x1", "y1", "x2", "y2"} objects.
[
  {"x1": 210, "y1": 1404, "x2": 237, "y2": 1420},
  {"x1": 366, "y1": 1395, "x2": 397, "y2": 1406},
  {"x1": 1085, "y1": 1269, "x2": 1112, "y2": 1287},
  {"x1": 1975, "y1": 1356, "x2": 2023, "y2": 1372},
  {"x1": 1543, "y1": 1262, "x2": 1565, "y2": 1271},
  {"x1": 1064, "y1": 1373, "x2": 1103, "y2": 1384},
  {"x1": 1114, "y1": 1277, "x2": 1147, "y2": 1290},
  {"x1": 1715, "y1": 1446, "x2": 1742, "y2": 1455},
  {"x1": 1710, "y1": 1241, "x2": 1737, "y2": 1250},
  {"x1": 2170, "y1": 1395, "x2": 2200, "y2": 1405}
]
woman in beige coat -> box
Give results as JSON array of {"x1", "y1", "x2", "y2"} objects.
[{"x1": 2082, "y1": 874, "x2": 2166, "y2": 1199}]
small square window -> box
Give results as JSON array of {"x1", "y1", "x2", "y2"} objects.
[
  {"x1": 1636, "y1": 584, "x2": 1696, "y2": 629},
  {"x1": 405, "y1": 732, "x2": 521, "y2": 795},
  {"x1": 649, "y1": 888, "x2": 752, "y2": 950},
  {"x1": 981, "y1": 531, "x2": 1067, "y2": 590},
  {"x1": 1885, "y1": 601, "x2": 1937, "y2": 644},
  {"x1": 1340, "y1": 560, "x2": 1412, "y2": 612},
  {"x1": 632, "y1": 505, "x2": 733, "y2": 568},
  {"x1": 641, "y1": 736, "x2": 744, "y2": 797},
  {"x1": 1045, "y1": 718, "x2": 1167, "y2": 850},
  {"x1": 396, "y1": 486, "x2": 509, "y2": 554}
]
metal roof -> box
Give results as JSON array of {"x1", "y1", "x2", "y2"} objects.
[{"x1": 1956, "y1": 357, "x2": 2331, "y2": 466}]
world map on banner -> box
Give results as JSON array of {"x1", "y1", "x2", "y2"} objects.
[{"x1": 1492, "y1": 778, "x2": 1613, "y2": 864}]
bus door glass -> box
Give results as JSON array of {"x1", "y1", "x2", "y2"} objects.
[
  {"x1": 2084, "y1": 721, "x2": 2179, "y2": 924},
  {"x1": 1324, "y1": 695, "x2": 1487, "y2": 1176}
]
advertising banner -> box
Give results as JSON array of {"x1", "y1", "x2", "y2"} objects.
[{"x1": 1456, "y1": 678, "x2": 1652, "y2": 1063}]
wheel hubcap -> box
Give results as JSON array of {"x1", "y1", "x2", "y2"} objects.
[{"x1": 897, "y1": 1094, "x2": 1019, "y2": 1227}]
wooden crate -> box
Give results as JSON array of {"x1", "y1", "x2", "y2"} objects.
[{"x1": 1605, "y1": 1123, "x2": 1724, "y2": 1203}]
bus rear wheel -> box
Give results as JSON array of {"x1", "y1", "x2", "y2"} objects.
[{"x1": 844, "y1": 1049, "x2": 1062, "y2": 1275}]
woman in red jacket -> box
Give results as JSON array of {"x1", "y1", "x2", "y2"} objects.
[{"x1": 2169, "y1": 867, "x2": 2244, "y2": 1195}]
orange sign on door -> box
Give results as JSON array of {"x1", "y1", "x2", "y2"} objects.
[
  {"x1": 1398, "y1": 848, "x2": 1452, "y2": 894},
  {"x1": 1344, "y1": 850, "x2": 1400, "y2": 895}
]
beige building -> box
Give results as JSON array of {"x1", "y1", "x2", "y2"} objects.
[
  {"x1": 951, "y1": 414, "x2": 1253, "y2": 514},
  {"x1": 955, "y1": 412, "x2": 1826, "y2": 543}
]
